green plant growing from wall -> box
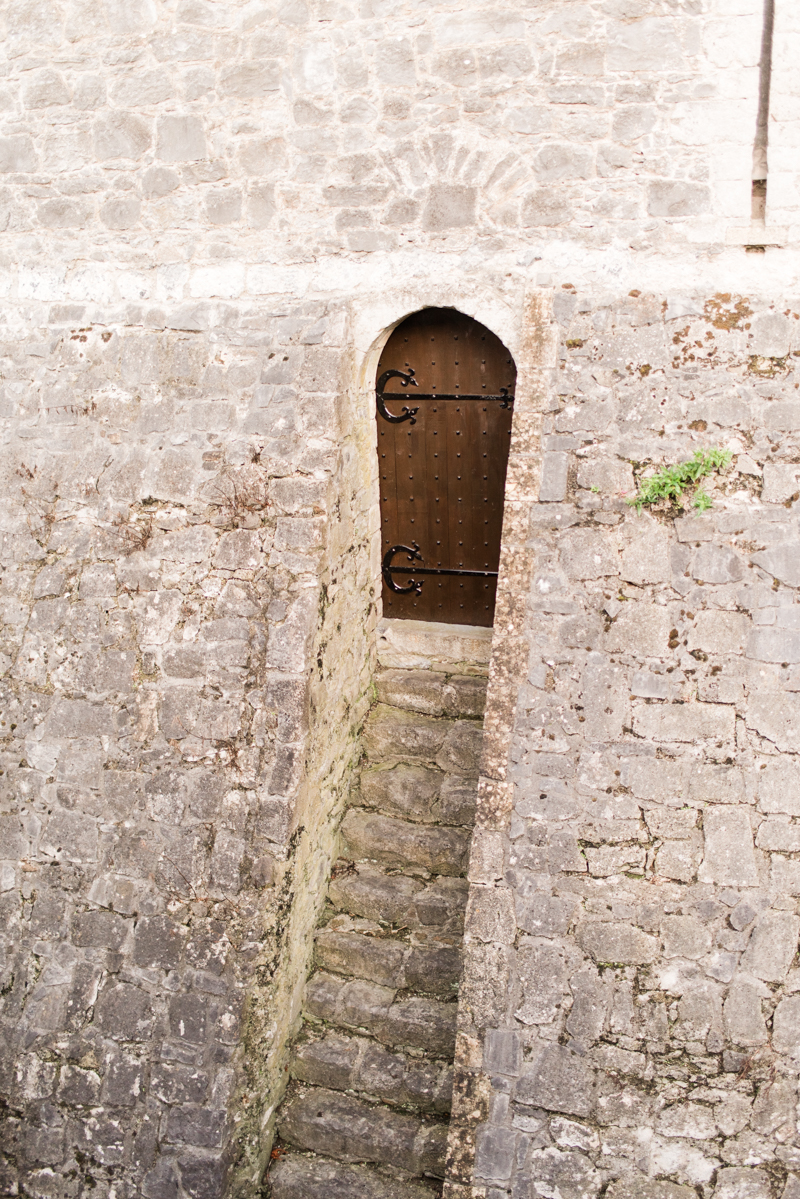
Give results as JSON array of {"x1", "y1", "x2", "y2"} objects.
[{"x1": 628, "y1": 448, "x2": 732, "y2": 514}]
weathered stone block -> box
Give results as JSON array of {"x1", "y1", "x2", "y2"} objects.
[
  {"x1": 359, "y1": 763, "x2": 442, "y2": 823},
  {"x1": 443, "y1": 676, "x2": 487, "y2": 719},
  {"x1": 772, "y1": 856, "x2": 800, "y2": 895},
  {"x1": 379, "y1": 996, "x2": 457, "y2": 1056},
  {"x1": 347, "y1": 814, "x2": 441, "y2": 887},
  {"x1": 723, "y1": 980, "x2": 768, "y2": 1047},
  {"x1": 474, "y1": 1124, "x2": 516, "y2": 1183},
  {"x1": 699, "y1": 806, "x2": 758, "y2": 886},
  {"x1": 772, "y1": 994, "x2": 800, "y2": 1058},
  {"x1": 482, "y1": 1029, "x2": 521, "y2": 1076},
  {"x1": 329, "y1": 866, "x2": 422, "y2": 926},
  {"x1": 437, "y1": 721, "x2": 483, "y2": 775},
  {"x1": 213, "y1": 530, "x2": 261, "y2": 570},
  {"x1": 292, "y1": 1033, "x2": 358, "y2": 1091},
  {"x1": 661, "y1": 915, "x2": 712, "y2": 959},
  {"x1": 755, "y1": 819, "x2": 800, "y2": 852},
  {"x1": 690, "y1": 611, "x2": 749, "y2": 656},
  {"x1": 604, "y1": 605, "x2": 671, "y2": 657},
  {"x1": 747, "y1": 627, "x2": 800, "y2": 663},
  {"x1": 166, "y1": 1106, "x2": 226, "y2": 1148},
  {"x1": 169, "y1": 994, "x2": 208, "y2": 1044},
  {"x1": 315, "y1": 930, "x2": 404, "y2": 989},
  {"x1": 515, "y1": 943, "x2": 568, "y2": 1024},
  {"x1": 633, "y1": 702, "x2": 735, "y2": 745},
  {"x1": 71, "y1": 910, "x2": 129, "y2": 949},
  {"x1": 624, "y1": 758, "x2": 684, "y2": 802},
  {"x1": 689, "y1": 765, "x2": 745, "y2": 804},
  {"x1": 421, "y1": 185, "x2": 476, "y2": 231},
  {"x1": 102, "y1": 1053, "x2": 144, "y2": 1107},
  {"x1": 517, "y1": 1044, "x2": 596, "y2": 1118},
  {"x1": 606, "y1": 1178, "x2": 696, "y2": 1199},
  {"x1": 269, "y1": 1156, "x2": 435, "y2": 1199},
  {"x1": 740, "y1": 912, "x2": 800, "y2": 981},
  {"x1": 0, "y1": 135, "x2": 37, "y2": 172},
  {"x1": 514, "y1": 893, "x2": 578, "y2": 938},
  {"x1": 576, "y1": 920, "x2": 657, "y2": 966},
  {"x1": 93, "y1": 983, "x2": 153, "y2": 1042},
  {"x1": 376, "y1": 670, "x2": 449, "y2": 715},
  {"x1": 57, "y1": 1065, "x2": 102, "y2": 1107},
  {"x1": 560, "y1": 529, "x2": 619, "y2": 579},
  {"x1": 363, "y1": 706, "x2": 450, "y2": 763},
  {"x1": 619, "y1": 526, "x2": 671, "y2": 585},
  {"x1": 713, "y1": 1168, "x2": 772, "y2": 1199},
  {"x1": 156, "y1": 115, "x2": 206, "y2": 162},
  {"x1": 748, "y1": 693, "x2": 800, "y2": 752},
  {"x1": 93, "y1": 112, "x2": 151, "y2": 160},
  {"x1": 403, "y1": 945, "x2": 461, "y2": 998},
  {"x1": 759, "y1": 760, "x2": 800, "y2": 816},
  {"x1": 133, "y1": 915, "x2": 185, "y2": 970},
  {"x1": 149, "y1": 1069, "x2": 208, "y2": 1103},
  {"x1": 465, "y1": 886, "x2": 516, "y2": 944},
  {"x1": 539, "y1": 452, "x2": 569, "y2": 502},
  {"x1": 751, "y1": 545, "x2": 800, "y2": 588},
  {"x1": 647, "y1": 180, "x2": 710, "y2": 217}
]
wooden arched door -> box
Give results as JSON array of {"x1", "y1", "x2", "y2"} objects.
[{"x1": 376, "y1": 308, "x2": 516, "y2": 627}]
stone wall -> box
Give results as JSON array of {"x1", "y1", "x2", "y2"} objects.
[
  {"x1": 0, "y1": 307, "x2": 378, "y2": 1197},
  {"x1": 1, "y1": 0, "x2": 800, "y2": 1196},
  {"x1": 451, "y1": 289, "x2": 800, "y2": 1199},
  {"x1": 0, "y1": 0, "x2": 785, "y2": 290}
]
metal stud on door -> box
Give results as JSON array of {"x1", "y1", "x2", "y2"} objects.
[{"x1": 376, "y1": 308, "x2": 516, "y2": 627}]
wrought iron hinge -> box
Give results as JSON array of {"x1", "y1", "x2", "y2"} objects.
[
  {"x1": 382, "y1": 542, "x2": 499, "y2": 595},
  {"x1": 376, "y1": 368, "x2": 419, "y2": 424}
]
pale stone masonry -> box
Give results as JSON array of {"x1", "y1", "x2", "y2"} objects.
[{"x1": 1, "y1": 2, "x2": 800, "y2": 1199}]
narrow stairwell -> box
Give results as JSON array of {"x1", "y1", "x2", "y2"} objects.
[{"x1": 268, "y1": 665, "x2": 486, "y2": 1199}]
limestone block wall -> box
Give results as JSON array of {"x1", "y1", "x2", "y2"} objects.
[
  {"x1": 1, "y1": 0, "x2": 800, "y2": 1195},
  {"x1": 0, "y1": 305, "x2": 378, "y2": 1198},
  {"x1": 451, "y1": 290, "x2": 800, "y2": 1199},
  {"x1": 0, "y1": 0, "x2": 780, "y2": 296}
]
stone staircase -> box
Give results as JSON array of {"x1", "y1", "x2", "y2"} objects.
[{"x1": 268, "y1": 663, "x2": 486, "y2": 1199}]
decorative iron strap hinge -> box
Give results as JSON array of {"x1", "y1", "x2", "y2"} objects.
[
  {"x1": 376, "y1": 367, "x2": 514, "y2": 424},
  {"x1": 376, "y1": 368, "x2": 419, "y2": 423},
  {"x1": 382, "y1": 543, "x2": 500, "y2": 595}
]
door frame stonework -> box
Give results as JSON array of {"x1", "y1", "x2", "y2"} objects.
[{"x1": 348, "y1": 289, "x2": 557, "y2": 1193}]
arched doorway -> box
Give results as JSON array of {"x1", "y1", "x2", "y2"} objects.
[{"x1": 376, "y1": 307, "x2": 516, "y2": 627}]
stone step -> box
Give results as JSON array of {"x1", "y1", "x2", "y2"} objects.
[
  {"x1": 358, "y1": 763, "x2": 477, "y2": 828},
  {"x1": 377, "y1": 616, "x2": 492, "y2": 675},
  {"x1": 340, "y1": 810, "x2": 469, "y2": 877},
  {"x1": 278, "y1": 1087, "x2": 447, "y2": 1177},
  {"x1": 316, "y1": 929, "x2": 461, "y2": 998},
  {"x1": 362, "y1": 706, "x2": 483, "y2": 774},
  {"x1": 291, "y1": 1031, "x2": 454, "y2": 1114},
  {"x1": 305, "y1": 971, "x2": 457, "y2": 1057},
  {"x1": 269, "y1": 659, "x2": 485, "y2": 1194},
  {"x1": 269, "y1": 1154, "x2": 441, "y2": 1199},
  {"x1": 328, "y1": 863, "x2": 468, "y2": 932},
  {"x1": 376, "y1": 669, "x2": 487, "y2": 719}
]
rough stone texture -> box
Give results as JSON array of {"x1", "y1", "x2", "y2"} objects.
[
  {"x1": 271, "y1": 667, "x2": 483, "y2": 1196},
  {"x1": 270, "y1": 1156, "x2": 439, "y2": 1199},
  {"x1": 451, "y1": 276, "x2": 800, "y2": 1198},
  {"x1": 2, "y1": 1, "x2": 800, "y2": 1196}
]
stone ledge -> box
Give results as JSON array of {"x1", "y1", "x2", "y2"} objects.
[
  {"x1": 725, "y1": 224, "x2": 788, "y2": 247},
  {"x1": 377, "y1": 618, "x2": 493, "y2": 674}
]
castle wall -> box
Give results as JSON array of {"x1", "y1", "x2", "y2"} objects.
[
  {"x1": 0, "y1": 299, "x2": 381, "y2": 1197},
  {"x1": 0, "y1": 1, "x2": 799, "y2": 1197},
  {"x1": 452, "y1": 287, "x2": 800, "y2": 1199}
]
